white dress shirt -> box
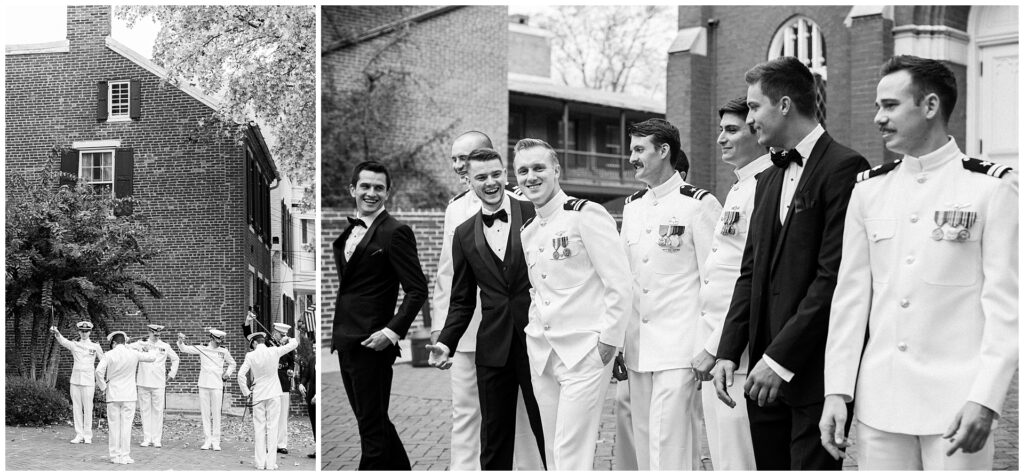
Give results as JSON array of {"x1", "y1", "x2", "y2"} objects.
[
  {"x1": 239, "y1": 337, "x2": 300, "y2": 403},
  {"x1": 481, "y1": 197, "x2": 512, "y2": 260},
  {"x1": 778, "y1": 124, "x2": 825, "y2": 223},
  {"x1": 54, "y1": 334, "x2": 104, "y2": 386},
  {"x1": 344, "y1": 207, "x2": 385, "y2": 261}
]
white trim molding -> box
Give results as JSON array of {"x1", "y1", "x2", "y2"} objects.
[
  {"x1": 104, "y1": 36, "x2": 221, "y2": 110},
  {"x1": 843, "y1": 6, "x2": 893, "y2": 28},
  {"x1": 72, "y1": 140, "x2": 122, "y2": 149},
  {"x1": 893, "y1": 25, "x2": 970, "y2": 65},
  {"x1": 6, "y1": 40, "x2": 70, "y2": 55},
  {"x1": 669, "y1": 27, "x2": 707, "y2": 57}
]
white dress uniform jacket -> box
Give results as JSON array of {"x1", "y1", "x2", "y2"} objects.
[
  {"x1": 239, "y1": 338, "x2": 300, "y2": 403},
  {"x1": 178, "y1": 343, "x2": 236, "y2": 389},
  {"x1": 621, "y1": 172, "x2": 721, "y2": 371},
  {"x1": 825, "y1": 138, "x2": 1019, "y2": 435},
  {"x1": 132, "y1": 339, "x2": 179, "y2": 388},
  {"x1": 55, "y1": 334, "x2": 104, "y2": 386},
  {"x1": 522, "y1": 191, "x2": 633, "y2": 374},
  {"x1": 96, "y1": 345, "x2": 159, "y2": 402},
  {"x1": 698, "y1": 155, "x2": 772, "y2": 372}
]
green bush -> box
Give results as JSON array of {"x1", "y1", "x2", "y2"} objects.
[{"x1": 5, "y1": 376, "x2": 73, "y2": 426}]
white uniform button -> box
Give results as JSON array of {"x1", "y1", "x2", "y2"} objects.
[
  {"x1": 900, "y1": 299, "x2": 910, "y2": 308},
  {"x1": 642, "y1": 288, "x2": 649, "y2": 294},
  {"x1": 910, "y1": 214, "x2": 919, "y2": 223},
  {"x1": 712, "y1": 247, "x2": 718, "y2": 252},
  {"x1": 700, "y1": 310, "x2": 706, "y2": 316},
  {"x1": 703, "y1": 279, "x2": 709, "y2": 284},
  {"x1": 642, "y1": 257, "x2": 649, "y2": 263},
  {"x1": 541, "y1": 274, "x2": 547, "y2": 279},
  {"x1": 905, "y1": 256, "x2": 915, "y2": 264},
  {"x1": 541, "y1": 220, "x2": 547, "y2": 226},
  {"x1": 539, "y1": 247, "x2": 545, "y2": 252},
  {"x1": 646, "y1": 228, "x2": 652, "y2": 234},
  {"x1": 544, "y1": 325, "x2": 551, "y2": 330},
  {"x1": 916, "y1": 176, "x2": 927, "y2": 184},
  {"x1": 544, "y1": 300, "x2": 550, "y2": 306},
  {"x1": 652, "y1": 200, "x2": 659, "y2": 206},
  {"x1": 732, "y1": 185, "x2": 739, "y2": 192},
  {"x1": 642, "y1": 318, "x2": 649, "y2": 323},
  {"x1": 897, "y1": 342, "x2": 908, "y2": 352}
]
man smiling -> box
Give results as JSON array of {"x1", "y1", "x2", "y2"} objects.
[
  {"x1": 514, "y1": 138, "x2": 632, "y2": 470},
  {"x1": 331, "y1": 160, "x2": 427, "y2": 470}
]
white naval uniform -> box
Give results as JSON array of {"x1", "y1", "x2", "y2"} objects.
[
  {"x1": 432, "y1": 185, "x2": 542, "y2": 470},
  {"x1": 178, "y1": 342, "x2": 236, "y2": 446},
  {"x1": 130, "y1": 339, "x2": 179, "y2": 446},
  {"x1": 54, "y1": 334, "x2": 104, "y2": 442},
  {"x1": 696, "y1": 155, "x2": 770, "y2": 470},
  {"x1": 521, "y1": 191, "x2": 632, "y2": 470},
  {"x1": 239, "y1": 337, "x2": 300, "y2": 470},
  {"x1": 618, "y1": 172, "x2": 721, "y2": 470},
  {"x1": 824, "y1": 139, "x2": 1018, "y2": 470},
  {"x1": 96, "y1": 344, "x2": 158, "y2": 463},
  {"x1": 276, "y1": 336, "x2": 293, "y2": 451}
]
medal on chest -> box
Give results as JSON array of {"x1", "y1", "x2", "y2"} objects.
[
  {"x1": 551, "y1": 233, "x2": 571, "y2": 259},
  {"x1": 721, "y1": 208, "x2": 740, "y2": 236},
  {"x1": 932, "y1": 204, "x2": 977, "y2": 242},
  {"x1": 656, "y1": 217, "x2": 685, "y2": 252}
]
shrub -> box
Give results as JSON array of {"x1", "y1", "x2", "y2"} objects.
[{"x1": 5, "y1": 376, "x2": 73, "y2": 426}]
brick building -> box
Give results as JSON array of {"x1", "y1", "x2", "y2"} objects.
[
  {"x1": 667, "y1": 5, "x2": 1019, "y2": 200},
  {"x1": 4, "y1": 5, "x2": 302, "y2": 412}
]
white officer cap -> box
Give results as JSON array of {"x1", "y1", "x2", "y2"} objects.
[
  {"x1": 272, "y1": 323, "x2": 291, "y2": 333},
  {"x1": 146, "y1": 324, "x2": 165, "y2": 333},
  {"x1": 76, "y1": 321, "x2": 94, "y2": 331},
  {"x1": 247, "y1": 332, "x2": 266, "y2": 343},
  {"x1": 208, "y1": 328, "x2": 226, "y2": 340},
  {"x1": 107, "y1": 331, "x2": 128, "y2": 342}
]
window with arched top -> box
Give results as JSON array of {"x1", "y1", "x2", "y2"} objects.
[{"x1": 768, "y1": 16, "x2": 829, "y2": 125}]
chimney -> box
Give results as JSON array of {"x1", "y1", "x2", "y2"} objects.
[
  {"x1": 508, "y1": 14, "x2": 553, "y2": 80},
  {"x1": 67, "y1": 5, "x2": 112, "y2": 50}
]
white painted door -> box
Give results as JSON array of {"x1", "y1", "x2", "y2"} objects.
[{"x1": 977, "y1": 43, "x2": 1019, "y2": 168}]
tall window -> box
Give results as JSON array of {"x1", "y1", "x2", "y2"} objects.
[
  {"x1": 108, "y1": 81, "x2": 130, "y2": 119},
  {"x1": 768, "y1": 16, "x2": 828, "y2": 125},
  {"x1": 79, "y1": 150, "x2": 114, "y2": 196}
]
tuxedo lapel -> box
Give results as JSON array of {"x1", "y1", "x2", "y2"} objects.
[
  {"x1": 333, "y1": 224, "x2": 355, "y2": 280},
  {"x1": 770, "y1": 133, "x2": 832, "y2": 274},
  {"x1": 343, "y1": 210, "x2": 389, "y2": 282},
  {"x1": 473, "y1": 211, "x2": 505, "y2": 283}
]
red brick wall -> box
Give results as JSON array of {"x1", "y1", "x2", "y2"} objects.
[
  {"x1": 319, "y1": 208, "x2": 446, "y2": 348},
  {"x1": 5, "y1": 5, "x2": 280, "y2": 409},
  {"x1": 321, "y1": 6, "x2": 509, "y2": 201}
]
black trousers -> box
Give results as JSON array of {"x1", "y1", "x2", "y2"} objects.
[
  {"x1": 746, "y1": 398, "x2": 854, "y2": 470},
  {"x1": 475, "y1": 335, "x2": 546, "y2": 470},
  {"x1": 339, "y1": 346, "x2": 411, "y2": 470},
  {"x1": 306, "y1": 391, "x2": 316, "y2": 440}
]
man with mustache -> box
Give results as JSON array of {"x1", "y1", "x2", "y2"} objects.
[
  {"x1": 513, "y1": 138, "x2": 632, "y2": 470},
  {"x1": 331, "y1": 160, "x2": 428, "y2": 470},
  {"x1": 690, "y1": 97, "x2": 771, "y2": 470},
  {"x1": 820, "y1": 55, "x2": 1018, "y2": 470},
  {"x1": 430, "y1": 131, "x2": 542, "y2": 470},
  {"x1": 713, "y1": 56, "x2": 869, "y2": 470},
  {"x1": 427, "y1": 147, "x2": 546, "y2": 470},
  {"x1": 616, "y1": 118, "x2": 721, "y2": 470}
]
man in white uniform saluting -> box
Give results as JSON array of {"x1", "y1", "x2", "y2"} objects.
[
  {"x1": 239, "y1": 324, "x2": 301, "y2": 470},
  {"x1": 178, "y1": 328, "x2": 236, "y2": 451},
  {"x1": 51, "y1": 321, "x2": 104, "y2": 445}
]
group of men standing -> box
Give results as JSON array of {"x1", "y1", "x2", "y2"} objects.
[
  {"x1": 331, "y1": 54, "x2": 1016, "y2": 471},
  {"x1": 51, "y1": 312, "x2": 309, "y2": 469}
]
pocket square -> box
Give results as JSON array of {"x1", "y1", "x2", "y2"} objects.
[
  {"x1": 792, "y1": 194, "x2": 816, "y2": 212},
  {"x1": 369, "y1": 249, "x2": 383, "y2": 256}
]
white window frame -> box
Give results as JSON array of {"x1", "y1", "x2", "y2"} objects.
[
  {"x1": 78, "y1": 149, "x2": 116, "y2": 198},
  {"x1": 768, "y1": 16, "x2": 827, "y2": 80},
  {"x1": 108, "y1": 80, "x2": 131, "y2": 122}
]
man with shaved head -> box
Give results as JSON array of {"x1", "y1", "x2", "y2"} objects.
[{"x1": 432, "y1": 131, "x2": 542, "y2": 470}]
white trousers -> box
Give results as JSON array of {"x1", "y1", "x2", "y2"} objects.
[
  {"x1": 106, "y1": 401, "x2": 136, "y2": 459},
  {"x1": 449, "y1": 351, "x2": 482, "y2": 470},
  {"x1": 278, "y1": 393, "x2": 290, "y2": 449},
  {"x1": 70, "y1": 384, "x2": 95, "y2": 440},
  {"x1": 449, "y1": 350, "x2": 545, "y2": 470},
  {"x1": 137, "y1": 386, "x2": 164, "y2": 444},
  {"x1": 700, "y1": 372, "x2": 756, "y2": 470},
  {"x1": 614, "y1": 379, "x2": 638, "y2": 470},
  {"x1": 199, "y1": 387, "x2": 223, "y2": 444},
  {"x1": 253, "y1": 397, "x2": 281, "y2": 470},
  {"x1": 531, "y1": 347, "x2": 613, "y2": 470},
  {"x1": 857, "y1": 419, "x2": 995, "y2": 470},
  {"x1": 625, "y1": 368, "x2": 700, "y2": 470}
]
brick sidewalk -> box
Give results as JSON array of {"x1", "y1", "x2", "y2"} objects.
[
  {"x1": 5, "y1": 412, "x2": 317, "y2": 471},
  {"x1": 321, "y1": 348, "x2": 1018, "y2": 471}
]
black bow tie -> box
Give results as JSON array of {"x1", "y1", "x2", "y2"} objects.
[
  {"x1": 347, "y1": 217, "x2": 366, "y2": 228},
  {"x1": 482, "y1": 209, "x2": 508, "y2": 228},
  {"x1": 771, "y1": 148, "x2": 803, "y2": 169}
]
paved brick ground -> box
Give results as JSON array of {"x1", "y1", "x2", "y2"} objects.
[
  {"x1": 322, "y1": 347, "x2": 1018, "y2": 471},
  {"x1": 5, "y1": 411, "x2": 317, "y2": 471}
]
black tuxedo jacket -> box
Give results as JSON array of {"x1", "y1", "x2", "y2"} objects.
[
  {"x1": 718, "y1": 132, "x2": 869, "y2": 406},
  {"x1": 331, "y1": 210, "x2": 428, "y2": 355},
  {"x1": 438, "y1": 199, "x2": 535, "y2": 368}
]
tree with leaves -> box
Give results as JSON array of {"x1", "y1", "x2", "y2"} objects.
[
  {"x1": 117, "y1": 5, "x2": 317, "y2": 209},
  {"x1": 6, "y1": 154, "x2": 163, "y2": 387},
  {"x1": 526, "y1": 6, "x2": 676, "y2": 100}
]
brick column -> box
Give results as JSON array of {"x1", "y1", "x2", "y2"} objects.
[
  {"x1": 848, "y1": 13, "x2": 895, "y2": 166},
  {"x1": 667, "y1": 25, "x2": 715, "y2": 192}
]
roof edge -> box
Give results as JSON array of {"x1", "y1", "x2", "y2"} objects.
[
  {"x1": 6, "y1": 40, "x2": 70, "y2": 55},
  {"x1": 104, "y1": 36, "x2": 221, "y2": 111}
]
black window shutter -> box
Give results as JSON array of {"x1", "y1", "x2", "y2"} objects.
[
  {"x1": 113, "y1": 148, "x2": 135, "y2": 216},
  {"x1": 60, "y1": 149, "x2": 80, "y2": 186},
  {"x1": 129, "y1": 80, "x2": 141, "y2": 120},
  {"x1": 97, "y1": 81, "x2": 108, "y2": 122}
]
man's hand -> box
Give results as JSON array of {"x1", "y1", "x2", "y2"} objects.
[
  {"x1": 943, "y1": 401, "x2": 996, "y2": 456},
  {"x1": 425, "y1": 343, "x2": 452, "y2": 370},
  {"x1": 690, "y1": 349, "x2": 716, "y2": 385},
  {"x1": 597, "y1": 342, "x2": 616, "y2": 366},
  {"x1": 744, "y1": 358, "x2": 783, "y2": 407},
  {"x1": 430, "y1": 330, "x2": 440, "y2": 345},
  {"x1": 818, "y1": 394, "x2": 851, "y2": 460},
  {"x1": 712, "y1": 359, "x2": 738, "y2": 407},
  {"x1": 245, "y1": 311, "x2": 256, "y2": 324},
  {"x1": 49, "y1": 326, "x2": 59, "y2": 335},
  {"x1": 298, "y1": 384, "x2": 307, "y2": 398},
  {"x1": 221, "y1": 372, "x2": 229, "y2": 381},
  {"x1": 360, "y1": 331, "x2": 391, "y2": 351},
  {"x1": 287, "y1": 370, "x2": 295, "y2": 378},
  {"x1": 167, "y1": 373, "x2": 175, "y2": 381}
]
